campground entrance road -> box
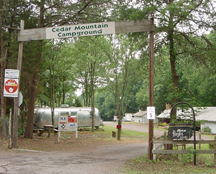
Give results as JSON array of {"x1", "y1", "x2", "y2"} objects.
[
  {"x1": 0, "y1": 143, "x2": 148, "y2": 174},
  {"x1": 0, "y1": 122, "x2": 152, "y2": 174}
]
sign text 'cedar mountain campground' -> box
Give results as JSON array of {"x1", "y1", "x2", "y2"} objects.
[{"x1": 46, "y1": 22, "x2": 115, "y2": 39}]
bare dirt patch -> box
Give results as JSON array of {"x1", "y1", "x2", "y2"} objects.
[
  {"x1": 0, "y1": 128, "x2": 148, "y2": 174},
  {"x1": 1, "y1": 128, "x2": 145, "y2": 153}
]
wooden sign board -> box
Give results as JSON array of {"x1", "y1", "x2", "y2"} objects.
[
  {"x1": 18, "y1": 19, "x2": 154, "y2": 41},
  {"x1": 168, "y1": 126, "x2": 193, "y2": 140}
]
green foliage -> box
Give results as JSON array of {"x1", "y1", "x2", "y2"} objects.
[
  {"x1": 2, "y1": 0, "x2": 216, "y2": 124},
  {"x1": 18, "y1": 115, "x2": 27, "y2": 137},
  {"x1": 180, "y1": 146, "x2": 196, "y2": 165},
  {"x1": 202, "y1": 127, "x2": 212, "y2": 133},
  {"x1": 0, "y1": 118, "x2": 3, "y2": 127},
  {"x1": 209, "y1": 144, "x2": 214, "y2": 149},
  {"x1": 204, "y1": 159, "x2": 215, "y2": 167}
]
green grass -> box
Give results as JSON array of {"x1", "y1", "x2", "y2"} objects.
[
  {"x1": 123, "y1": 153, "x2": 216, "y2": 174},
  {"x1": 94, "y1": 124, "x2": 148, "y2": 139},
  {"x1": 81, "y1": 123, "x2": 216, "y2": 173}
]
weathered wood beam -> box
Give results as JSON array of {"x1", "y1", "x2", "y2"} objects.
[
  {"x1": 153, "y1": 149, "x2": 216, "y2": 155},
  {"x1": 153, "y1": 139, "x2": 216, "y2": 144},
  {"x1": 18, "y1": 19, "x2": 154, "y2": 41}
]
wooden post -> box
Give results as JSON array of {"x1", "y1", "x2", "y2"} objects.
[
  {"x1": 199, "y1": 133, "x2": 201, "y2": 149},
  {"x1": 12, "y1": 20, "x2": 24, "y2": 148},
  {"x1": 8, "y1": 108, "x2": 12, "y2": 149},
  {"x1": 214, "y1": 136, "x2": 216, "y2": 165},
  {"x1": 148, "y1": 18, "x2": 154, "y2": 160}
]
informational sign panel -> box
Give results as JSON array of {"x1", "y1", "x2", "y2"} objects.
[
  {"x1": 3, "y1": 69, "x2": 20, "y2": 98},
  {"x1": 58, "y1": 115, "x2": 68, "y2": 131},
  {"x1": 147, "y1": 106, "x2": 155, "y2": 119},
  {"x1": 46, "y1": 22, "x2": 115, "y2": 39},
  {"x1": 5, "y1": 69, "x2": 20, "y2": 79},
  {"x1": 58, "y1": 115, "x2": 78, "y2": 140},
  {"x1": 3, "y1": 78, "x2": 19, "y2": 97},
  {"x1": 168, "y1": 126, "x2": 193, "y2": 140},
  {"x1": 68, "y1": 116, "x2": 78, "y2": 131}
]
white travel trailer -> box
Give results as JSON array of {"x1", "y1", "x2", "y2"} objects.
[{"x1": 34, "y1": 106, "x2": 103, "y2": 129}]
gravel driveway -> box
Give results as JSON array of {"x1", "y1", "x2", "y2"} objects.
[
  {"x1": 0, "y1": 143, "x2": 148, "y2": 174},
  {"x1": 0, "y1": 122, "x2": 149, "y2": 174}
]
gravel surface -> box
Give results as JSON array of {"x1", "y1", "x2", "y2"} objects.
[
  {"x1": 0, "y1": 122, "x2": 149, "y2": 174},
  {"x1": 0, "y1": 122, "x2": 208, "y2": 174}
]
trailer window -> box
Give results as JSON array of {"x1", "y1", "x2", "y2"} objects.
[
  {"x1": 71, "y1": 112, "x2": 77, "y2": 116},
  {"x1": 60, "y1": 112, "x2": 69, "y2": 116}
]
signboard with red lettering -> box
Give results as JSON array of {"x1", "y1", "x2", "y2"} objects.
[
  {"x1": 68, "y1": 116, "x2": 78, "y2": 131},
  {"x1": 3, "y1": 78, "x2": 19, "y2": 97},
  {"x1": 58, "y1": 115, "x2": 78, "y2": 139},
  {"x1": 58, "y1": 116, "x2": 68, "y2": 131},
  {"x1": 58, "y1": 116, "x2": 78, "y2": 131}
]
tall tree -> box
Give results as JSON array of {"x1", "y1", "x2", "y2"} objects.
[
  {"x1": 104, "y1": 34, "x2": 148, "y2": 140},
  {"x1": 115, "y1": 0, "x2": 215, "y2": 109},
  {"x1": 0, "y1": 0, "x2": 7, "y2": 139},
  {"x1": 23, "y1": 0, "x2": 114, "y2": 138}
]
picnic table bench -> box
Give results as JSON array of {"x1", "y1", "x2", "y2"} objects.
[{"x1": 38, "y1": 125, "x2": 58, "y2": 137}]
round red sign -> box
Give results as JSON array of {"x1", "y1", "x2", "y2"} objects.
[{"x1": 5, "y1": 79, "x2": 18, "y2": 93}]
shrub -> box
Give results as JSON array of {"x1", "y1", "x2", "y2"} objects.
[{"x1": 202, "y1": 127, "x2": 211, "y2": 133}]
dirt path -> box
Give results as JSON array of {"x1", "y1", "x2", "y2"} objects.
[
  {"x1": 0, "y1": 122, "x2": 149, "y2": 174},
  {"x1": 0, "y1": 122, "x2": 209, "y2": 174},
  {"x1": 0, "y1": 142, "x2": 148, "y2": 174}
]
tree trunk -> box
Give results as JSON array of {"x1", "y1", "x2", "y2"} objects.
[
  {"x1": 90, "y1": 61, "x2": 95, "y2": 132},
  {"x1": 50, "y1": 67, "x2": 55, "y2": 126},
  {"x1": 0, "y1": 4, "x2": 7, "y2": 139},
  {"x1": 167, "y1": 1, "x2": 177, "y2": 150},
  {"x1": 24, "y1": 0, "x2": 44, "y2": 138},
  {"x1": 25, "y1": 71, "x2": 39, "y2": 138},
  {"x1": 168, "y1": 0, "x2": 179, "y2": 117}
]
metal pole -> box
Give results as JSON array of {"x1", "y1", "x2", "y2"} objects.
[
  {"x1": 12, "y1": 20, "x2": 24, "y2": 148},
  {"x1": 148, "y1": 18, "x2": 154, "y2": 160},
  {"x1": 193, "y1": 107, "x2": 196, "y2": 165}
]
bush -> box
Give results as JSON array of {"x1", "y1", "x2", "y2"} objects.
[{"x1": 202, "y1": 126, "x2": 211, "y2": 133}]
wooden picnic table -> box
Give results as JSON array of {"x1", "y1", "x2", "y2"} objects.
[{"x1": 38, "y1": 125, "x2": 57, "y2": 137}]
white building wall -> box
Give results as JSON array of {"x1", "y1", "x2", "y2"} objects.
[
  {"x1": 201, "y1": 122, "x2": 216, "y2": 134},
  {"x1": 125, "y1": 113, "x2": 133, "y2": 122}
]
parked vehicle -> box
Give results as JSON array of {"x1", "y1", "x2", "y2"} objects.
[{"x1": 34, "y1": 106, "x2": 103, "y2": 129}]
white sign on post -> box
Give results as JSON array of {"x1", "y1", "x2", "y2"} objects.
[
  {"x1": 147, "y1": 106, "x2": 155, "y2": 120},
  {"x1": 58, "y1": 115, "x2": 78, "y2": 142},
  {"x1": 58, "y1": 116, "x2": 68, "y2": 131},
  {"x1": 5, "y1": 69, "x2": 20, "y2": 79},
  {"x1": 46, "y1": 22, "x2": 115, "y2": 39},
  {"x1": 3, "y1": 69, "x2": 20, "y2": 98}
]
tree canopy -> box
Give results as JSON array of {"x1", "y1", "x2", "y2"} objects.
[{"x1": 0, "y1": 0, "x2": 215, "y2": 139}]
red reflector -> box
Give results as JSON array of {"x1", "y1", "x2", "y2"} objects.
[{"x1": 116, "y1": 125, "x2": 121, "y2": 129}]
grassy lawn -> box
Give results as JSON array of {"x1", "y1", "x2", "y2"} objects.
[{"x1": 101, "y1": 124, "x2": 216, "y2": 174}]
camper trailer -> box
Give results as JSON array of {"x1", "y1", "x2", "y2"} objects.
[{"x1": 34, "y1": 106, "x2": 103, "y2": 129}]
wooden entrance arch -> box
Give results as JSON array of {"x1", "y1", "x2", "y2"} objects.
[{"x1": 13, "y1": 19, "x2": 155, "y2": 159}]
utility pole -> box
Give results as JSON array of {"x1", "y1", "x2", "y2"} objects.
[
  {"x1": 12, "y1": 20, "x2": 24, "y2": 148},
  {"x1": 148, "y1": 18, "x2": 154, "y2": 160}
]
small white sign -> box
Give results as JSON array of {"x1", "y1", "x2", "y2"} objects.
[
  {"x1": 58, "y1": 116, "x2": 78, "y2": 131},
  {"x1": 46, "y1": 22, "x2": 115, "y2": 39},
  {"x1": 58, "y1": 115, "x2": 78, "y2": 141},
  {"x1": 5, "y1": 69, "x2": 19, "y2": 79},
  {"x1": 147, "y1": 106, "x2": 155, "y2": 120},
  {"x1": 58, "y1": 116, "x2": 68, "y2": 131}
]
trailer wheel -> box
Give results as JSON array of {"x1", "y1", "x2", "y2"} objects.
[{"x1": 95, "y1": 126, "x2": 99, "y2": 129}]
